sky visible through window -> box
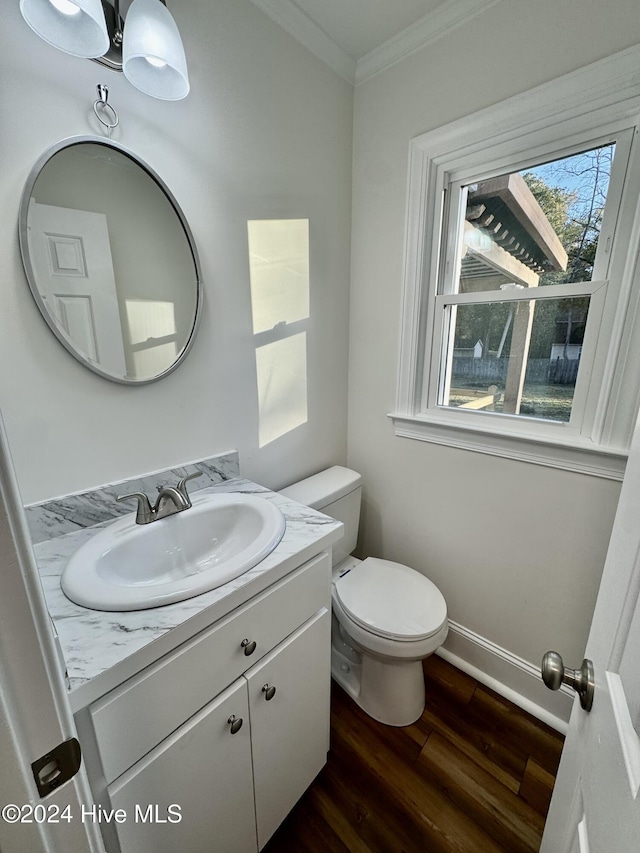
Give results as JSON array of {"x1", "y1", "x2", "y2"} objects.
[
  {"x1": 522, "y1": 143, "x2": 614, "y2": 286},
  {"x1": 445, "y1": 143, "x2": 615, "y2": 422}
]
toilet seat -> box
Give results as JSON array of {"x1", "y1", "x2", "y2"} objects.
[{"x1": 333, "y1": 557, "x2": 447, "y2": 642}]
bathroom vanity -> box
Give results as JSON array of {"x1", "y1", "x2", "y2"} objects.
[{"x1": 35, "y1": 477, "x2": 343, "y2": 853}]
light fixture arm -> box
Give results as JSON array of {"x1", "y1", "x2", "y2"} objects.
[
  {"x1": 92, "y1": 0, "x2": 125, "y2": 70},
  {"x1": 92, "y1": 0, "x2": 172, "y2": 71},
  {"x1": 111, "y1": 0, "x2": 122, "y2": 47}
]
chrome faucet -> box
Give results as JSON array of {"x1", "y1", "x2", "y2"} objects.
[{"x1": 117, "y1": 472, "x2": 203, "y2": 524}]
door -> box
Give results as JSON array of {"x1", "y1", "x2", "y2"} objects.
[
  {"x1": 541, "y1": 413, "x2": 640, "y2": 850},
  {"x1": 0, "y1": 417, "x2": 103, "y2": 853},
  {"x1": 26, "y1": 200, "x2": 126, "y2": 374},
  {"x1": 107, "y1": 678, "x2": 257, "y2": 853},
  {"x1": 246, "y1": 608, "x2": 331, "y2": 850}
]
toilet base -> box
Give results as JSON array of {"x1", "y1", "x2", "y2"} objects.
[{"x1": 331, "y1": 645, "x2": 426, "y2": 727}]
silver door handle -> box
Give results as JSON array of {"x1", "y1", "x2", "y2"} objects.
[{"x1": 541, "y1": 651, "x2": 594, "y2": 711}]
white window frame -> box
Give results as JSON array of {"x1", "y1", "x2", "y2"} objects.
[{"x1": 391, "y1": 46, "x2": 640, "y2": 480}]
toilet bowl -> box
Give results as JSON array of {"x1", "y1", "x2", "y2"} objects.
[{"x1": 280, "y1": 467, "x2": 448, "y2": 727}]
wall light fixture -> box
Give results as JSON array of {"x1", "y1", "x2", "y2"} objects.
[{"x1": 20, "y1": 0, "x2": 190, "y2": 100}]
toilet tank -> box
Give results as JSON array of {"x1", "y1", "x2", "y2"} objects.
[{"x1": 280, "y1": 466, "x2": 362, "y2": 567}]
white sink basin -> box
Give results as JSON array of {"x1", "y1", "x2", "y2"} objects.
[{"x1": 61, "y1": 492, "x2": 286, "y2": 611}]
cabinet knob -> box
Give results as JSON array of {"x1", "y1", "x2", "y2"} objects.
[
  {"x1": 227, "y1": 715, "x2": 243, "y2": 734},
  {"x1": 241, "y1": 638, "x2": 257, "y2": 656},
  {"x1": 262, "y1": 683, "x2": 276, "y2": 701}
]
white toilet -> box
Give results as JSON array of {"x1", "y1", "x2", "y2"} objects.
[{"x1": 280, "y1": 466, "x2": 448, "y2": 727}]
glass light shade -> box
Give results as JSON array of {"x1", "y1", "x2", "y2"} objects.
[
  {"x1": 122, "y1": 0, "x2": 189, "y2": 100},
  {"x1": 20, "y1": 0, "x2": 109, "y2": 58}
]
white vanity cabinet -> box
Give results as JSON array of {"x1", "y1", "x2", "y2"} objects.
[
  {"x1": 79, "y1": 551, "x2": 332, "y2": 853},
  {"x1": 108, "y1": 678, "x2": 256, "y2": 853}
]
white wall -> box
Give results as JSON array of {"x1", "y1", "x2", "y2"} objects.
[
  {"x1": 0, "y1": 0, "x2": 353, "y2": 504},
  {"x1": 348, "y1": 0, "x2": 640, "y2": 697}
]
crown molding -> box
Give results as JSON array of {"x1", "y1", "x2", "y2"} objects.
[
  {"x1": 248, "y1": 0, "x2": 357, "y2": 84},
  {"x1": 355, "y1": 0, "x2": 503, "y2": 85},
  {"x1": 249, "y1": 0, "x2": 503, "y2": 87}
]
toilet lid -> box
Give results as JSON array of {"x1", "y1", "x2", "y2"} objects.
[{"x1": 334, "y1": 557, "x2": 447, "y2": 641}]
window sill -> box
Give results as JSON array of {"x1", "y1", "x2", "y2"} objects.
[{"x1": 389, "y1": 412, "x2": 627, "y2": 480}]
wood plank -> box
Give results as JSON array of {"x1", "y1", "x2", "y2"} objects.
[
  {"x1": 330, "y1": 691, "x2": 508, "y2": 853},
  {"x1": 331, "y1": 683, "x2": 431, "y2": 759},
  {"x1": 423, "y1": 653, "x2": 477, "y2": 706},
  {"x1": 418, "y1": 731, "x2": 545, "y2": 853},
  {"x1": 316, "y1": 744, "x2": 432, "y2": 853},
  {"x1": 420, "y1": 696, "x2": 522, "y2": 794},
  {"x1": 463, "y1": 221, "x2": 539, "y2": 287},
  {"x1": 519, "y1": 757, "x2": 557, "y2": 817},
  {"x1": 459, "y1": 391, "x2": 503, "y2": 410},
  {"x1": 470, "y1": 173, "x2": 568, "y2": 270},
  {"x1": 423, "y1": 688, "x2": 529, "y2": 786},
  {"x1": 467, "y1": 203, "x2": 487, "y2": 221},
  {"x1": 264, "y1": 782, "x2": 355, "y2": 853},
  {"x1": 264, "y1": 658, "x2": 564, "y2": 853},
  {"x1": 471, "y1": 686, "x2": 564, "y2": 776},
  {"x1": 308, "y1": 769, "x2": 376, "y2": 853}
]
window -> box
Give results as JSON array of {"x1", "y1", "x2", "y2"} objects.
[{"x1": 393, "y1": 52, "x2": 640, "y2": 479}]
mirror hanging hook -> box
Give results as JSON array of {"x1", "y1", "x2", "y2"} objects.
[{"x1": 93, "y1": 84, "x2": 119, "y2": 138}]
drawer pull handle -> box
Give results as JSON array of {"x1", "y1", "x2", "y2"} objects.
[
  {"x1": 241, "y1": 639, "x2": 257, "y2": 656},
  {"x1": 227, "y1": 715, "x2": 243, "y2": 734},
  {"x1": 262, "y1": 684, "x2": 276, "y2": 701}
]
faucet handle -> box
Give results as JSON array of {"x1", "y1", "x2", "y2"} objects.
[
  {"x1": 116, "y1": 492, "x2": 154, "y2": 524},
  {"x1": 176, "y1": 472, "x2": 203, "y2": 503}
]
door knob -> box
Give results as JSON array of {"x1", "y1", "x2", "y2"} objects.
[{"x1": 541, "y1": 651, "x2": 594, "y2": 711}]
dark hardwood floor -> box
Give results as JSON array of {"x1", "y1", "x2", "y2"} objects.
[{"x1": 264, "y1": 655, "x2": 564, "y2": 853}]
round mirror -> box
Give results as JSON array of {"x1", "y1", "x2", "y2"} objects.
[{"x1": 19, "y1": 137, "x2": 202, "y2": 384}]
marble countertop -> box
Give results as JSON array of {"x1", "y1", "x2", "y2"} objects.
[{"x1": 35, "y1": 478, "x2": 342, "y2": 711}]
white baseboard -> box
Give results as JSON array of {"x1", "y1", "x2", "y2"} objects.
[{"x1": 437, "y1": 620, "x2": 573, "y2": 734}]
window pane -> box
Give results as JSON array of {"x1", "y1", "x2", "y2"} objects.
[
  {"x1": 457, "y1": 144, "x2": 615, "y2": 293},
  {"x1": 441, "y1": 296, "x2": 590, "y2": 422}
]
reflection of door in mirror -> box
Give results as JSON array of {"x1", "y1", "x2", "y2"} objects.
[
  {"x1": 27, "y1": 199, "x2": 126, "y2": 375},
  {"x1": 20, "y1": 138, "x2": 201, "y2": 384}
]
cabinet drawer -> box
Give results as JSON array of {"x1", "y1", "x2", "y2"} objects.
[{"x1": 90, "y1": 551, "x2": 330, "y2": 784}]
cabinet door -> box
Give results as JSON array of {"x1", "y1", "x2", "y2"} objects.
[
  {"x1": 246, "y1": 608, "x2": 331, "y2": 849},
  {"x1": 108, "y1": 678, "x2": 257, "y2": 853}
]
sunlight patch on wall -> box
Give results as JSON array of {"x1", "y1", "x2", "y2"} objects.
[
  {"x1": 256, "y1": 333, "x2": 308, "y2": 447},
  {"x1": 248, "y1": 219, "x2": 309, "y2": 333},
  {"x1": 248, "y1": 219, "x2": 310, "y2": 448}
]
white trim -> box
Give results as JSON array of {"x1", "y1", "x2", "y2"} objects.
[
  {"x1": 355, "y1": 0, "x2": 503, "y2": 85},
  {"x1": 404, "y1": 47, "x2": 640, "y2": 160},
  {"x1": 438, "y1": 620, "x2": 573, "y2": 734},
  {"x1": 0, "y1": 416, "x2": 103, "y2": 852},
  {"x1": 248, "y1": 0, "x2": 503, "y2": 87},
  {"x1": 395, "y1": 45, "x2": 640, "y2": 471},
  {"x1": 436, "y1": 279, "x2": 607, "y2": 307},
  {"x1": 248, "y1": 0, "x2": 356, "y2": 84},
  {"x1": 607, "y1": 672, "x2": 640, "y2": 797},
  {"x1": 390, "y1": 413, "x2": 627, "y2": 480}
]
